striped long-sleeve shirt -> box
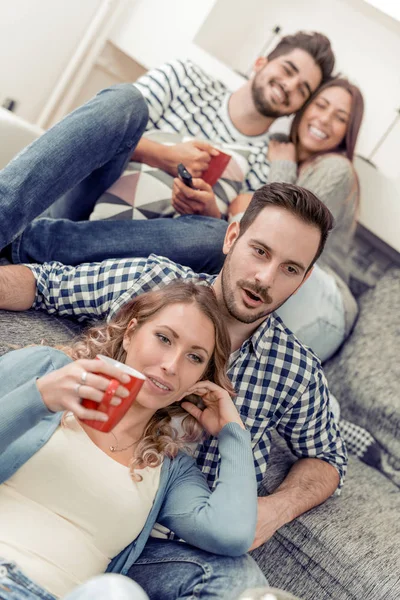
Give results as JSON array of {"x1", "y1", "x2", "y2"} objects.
[{"x1": 134, "y1": 59, "x2": 271, "y2": 193}]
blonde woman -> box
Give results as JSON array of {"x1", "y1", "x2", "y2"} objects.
[{"x1": 0, "y1": 281, "x2": 257, "y2": 600}]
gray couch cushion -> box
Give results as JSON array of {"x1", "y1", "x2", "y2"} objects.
[
  {"x1": 0, "y1": 308, "x2": 79, "y2": 356},
  {"x1": 324, "y1": 266, "x2": 400, "y2": 478},
  {"x1": 252, "y1": 435, "x2": 400, "y2": 600}
]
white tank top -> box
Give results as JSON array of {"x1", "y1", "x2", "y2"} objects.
[{"x1": 0, "y1": 415, "x2": 161, "y2": 598}]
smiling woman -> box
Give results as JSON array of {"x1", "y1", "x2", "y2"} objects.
[{"x1": 0, "y1": 280, "x2": 259, "y2": 600}]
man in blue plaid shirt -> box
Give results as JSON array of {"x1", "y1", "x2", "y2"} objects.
[{"x1": 0, "y1": 182, "x2": 347, "y2": 599}]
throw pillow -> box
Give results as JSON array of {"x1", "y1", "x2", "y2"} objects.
[{"x1": 89, "y1": 130, "x2": 252, "y2": 222}]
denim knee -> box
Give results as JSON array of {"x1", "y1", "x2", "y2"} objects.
[
  {"x1": 96, "y1": 83, "x2": 149, "y2": 134},
  {"x1": 63, "y1": 574, "x2": 149, "y2": 600},
  {"x1": 128, "y1": 540, "x2": 268, "y2": 600}
]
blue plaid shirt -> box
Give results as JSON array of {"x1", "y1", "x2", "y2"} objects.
[{"x1": 29, "y1": 254, "x2": 347, "y2": 489}]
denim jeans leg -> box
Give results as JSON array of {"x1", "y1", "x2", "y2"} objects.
[
  {"x1": 126, "y1": 539, "x2": 268, "y2": 600},
  {"x1": 11, "y1": 215, "x2": 228, "y2": 275},
  {"x1": 0, "y1": 560, "x2": 56, "y2": 600},
  {"x1": 275, "y1": 264, "x2": 346, "y2": 362},
  {"x1": 62, "y1": 574, "x2": 149, "y2": 600},
  {"x1": 0, "y1": 84, "x2": 148, "y2": 251}
]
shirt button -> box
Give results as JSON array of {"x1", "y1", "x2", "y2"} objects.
[{"x1": 0, "y1": 565, "x2": 8, "y2": 577}]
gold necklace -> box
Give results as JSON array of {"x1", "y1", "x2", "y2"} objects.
[{"x1": 109, "y1": 431, "x2": 138, "y2": 453}]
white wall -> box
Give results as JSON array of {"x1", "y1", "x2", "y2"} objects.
[
  {"x1": 195, "y1": 0, "x2": 400, "y2": 179},
  {"x1": 110, "y1": 0, "x2": 217, "y2": 69},
  {"x1": 0, "y1": 0, "x2": 104, "y2": 123}
]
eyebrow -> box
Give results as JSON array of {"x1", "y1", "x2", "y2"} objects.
[
  {"x1": 160, "y1": 325, "x2": 210, "y2": 356},
  {"x1": 284, "y1": 60, "x2": 312, "y2": 97},
  {"x1": 251, "y1": 240, "x2": 307, "y2": 272}
]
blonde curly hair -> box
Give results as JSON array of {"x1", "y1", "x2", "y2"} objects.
[{"x1": 63, "y1": 281, "x2": 234, "y2": 479}]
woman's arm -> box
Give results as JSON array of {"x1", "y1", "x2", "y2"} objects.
[
  {"x1": 297, "y1": 155, "x2": 356, "y2": 222},
  {"x1": 158, "y1": 381, "x2": 257, "y2": 556},
  {"x1": 0, "y1": 346, "x2": 133, "y2": 454},
  {"x1": 228, "y1": 141, "x2": 298, "y2": 219},
  {"x1": 0, "y1": 346, "x2": 71, "y2": 454},
  {"x1": 267, "y1": 139, "x2": 298, "y2": 184},
  {"x1": 158, "y1": 423, "x2": 257, "y2": 556}
]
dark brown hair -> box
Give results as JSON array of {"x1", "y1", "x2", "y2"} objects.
[
  {"x1": 238, "y1": 182, "x2": 334, "y2": 269},
  {"x1": 267, "y1": 31, "x2": 335, "y2": 83},
  {"x1": 290, "y1": 77, "x2": 364, "y2": 162}
]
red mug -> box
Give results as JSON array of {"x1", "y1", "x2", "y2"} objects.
[
  {"x1": 81, "y1": 355, "x2": 146, "y2": 432},
  {"x1": 202, "y1": 150, "x2": 231, "y2": 186}
]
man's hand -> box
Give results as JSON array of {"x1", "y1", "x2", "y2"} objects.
[
  {"x1": 249, "y1": 458, "x2": 340, "y2": 550},
  {"x1": 0, "y1": 265, "x2": 36, "y2": 310},
  {"x1": 172, "y1": 176, "x2": 221, "y2": 218},
  {"x1": 249, "y1": 495, "x2": 292, "y2": 550},
  {"x1": 132, "y1": 138, "x2": 219, "y2": 177},
  {"x1": 267, "y1": 139, "x2": 297, "y2": 162},
  {"x1": 166, "y1": 140, "x2": 219, "y2": 177}
]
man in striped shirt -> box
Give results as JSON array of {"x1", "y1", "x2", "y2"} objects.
[
  {"x1": 1, "y1": 32, "x2": 335, "y2": 267},
  {"x1": 0, "y1": 183, "x2": 347, "y2": 599}
]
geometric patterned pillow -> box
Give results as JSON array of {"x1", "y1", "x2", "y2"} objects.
[{"x1": 89, "y1": 130, "x2": 252, "y2": 222}]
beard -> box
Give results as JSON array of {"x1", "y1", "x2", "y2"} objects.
[
  {"x1": 251, "y1": 76, "x2": 288, "y2": 119},
  {"x1": 221, "y1": 250, "x2": 275, "y2": 324}
]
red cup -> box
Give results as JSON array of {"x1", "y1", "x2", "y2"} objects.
[
  {"x1": 202, "y1": 150, "x2": 231, "y2": 186},
  {"x1": 81, "y1": 355, "x2": 146, "y2": 432}
]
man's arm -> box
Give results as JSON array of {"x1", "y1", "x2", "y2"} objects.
[
  {"x1": 0, "y1": 258, "x2": 149, "y2": 319},
  {"x1": 250, "y1": 457, "x2": 339, "y2": 549},
  {"x1": 132, "y1": 138, "x2": 218, "y2": 177},
  {"x1": 249, "y1": 365, "x2": 347, "y2": 549},
  {"x1": 0, "y1": 255, "x2": 197, "y2": 320},
  {"x1": 0, "y1": 265, "x2": 36, "y2": 310}
]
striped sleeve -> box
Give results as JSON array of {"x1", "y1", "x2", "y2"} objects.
[{"x1": 134, "y1": 60, "x2": 190, "y2": 129}]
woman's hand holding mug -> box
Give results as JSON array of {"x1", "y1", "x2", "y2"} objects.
[
  {"x1": 36, "y1": 356, "x2": 145, "y2": 429},
  {"x1": 181, "y1": 381, "x2": 245, "y2": 437}
]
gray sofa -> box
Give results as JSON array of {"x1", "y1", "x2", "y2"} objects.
[
  {"x1": 1, "y1": 239, "x2": 399, "y2": 600},
  {"x1": 253, "y1": 253, "x2": 400, "y2": 600}
]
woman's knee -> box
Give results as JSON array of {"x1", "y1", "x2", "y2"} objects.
[
  {"x1": 63, "y1": 574, "x2": 149, "y2": 600},
  {"x1": 215, "y1": 553, "x2": 268, "y2": 589}
]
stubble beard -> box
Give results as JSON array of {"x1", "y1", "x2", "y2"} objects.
[
  {"x1": 221, "y1": 252, "x2": 274, "y2": 325},
  {"x1": 251, "y1": 77, "x2": 285, "y2": 119}
]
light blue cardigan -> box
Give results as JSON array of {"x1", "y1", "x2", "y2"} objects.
[{"x1": 0, "y1": 346, "x2": 257, "y2": 576}]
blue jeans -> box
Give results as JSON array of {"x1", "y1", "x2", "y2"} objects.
[
  {"x1": 0, "y1": 83, "x2": 148, "y2": 250},
  {"x1": 10, "y1": 215, "x2": 227, "y2": 274},
  {"x1": 126, "y1": 538, "x2": 267, "y2": 600},
  {"x1": 0, "y1": 560, "x2": 148, "y2": 600},
  {"x1": 275, "y1": 264, "x2": 347, "y2": 362},
  {"x1": 3, "y1": 81, "x2": 226, "y2": 274}
]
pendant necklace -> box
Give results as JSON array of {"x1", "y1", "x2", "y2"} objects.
[{"x1": 109, "y1": 430, "x2": 138, "y2": 453}]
